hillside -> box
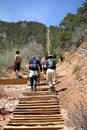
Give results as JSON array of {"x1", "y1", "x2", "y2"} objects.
[
  {"x1": 0, "y1": 42, "x2": 87, "y2": 129},
  {"x1": 0, "y1": 21, "x2": 47, "y2": 73},
  {"x1": 56, "y1": 42, "x2": 87, "y2": 107},
  {"x1": 56, "y1": 42, "x2": 87, "y2": 129}
]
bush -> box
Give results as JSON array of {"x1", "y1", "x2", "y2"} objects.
[
  {"x1": 67, "y1": 98, "x2": 87, "y2": 130},
  {"x1": 72, "y1": 65, "x2": 81, "y2": 74}
]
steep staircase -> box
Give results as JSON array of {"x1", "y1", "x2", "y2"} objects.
[{"x1": 3, "y1": 80, "x2": 65, "y2": 130}]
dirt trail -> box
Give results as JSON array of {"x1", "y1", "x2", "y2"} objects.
[{"x1": 46, "y1": 28, "x2": 50, "y2": 54}]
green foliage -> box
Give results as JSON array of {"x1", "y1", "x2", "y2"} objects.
[
  {"x1": 49, "y1": 0, "x2": 87, "y2": 57},
  {"x1": 56, "y1": 29, "x2": 72, "y2": 48},
  {"x1": 71, "y1": 24, "x2": 87, "y2": 48},
  {"x1": 0, "y1": 21, "x2": 47, "y2": 75},
  {"x1": 49, "y1": 26, "x2": 59, "y2": 54},
  {"x1": 77, "y1": 0, "x2": 87, "y2": 16},
  {"x1": 77, "y1": 0, "x2": 87, "y2": 24},
  {"x1": 59, "y1": 13, "x2": 82, "y2": 30},
  {"x1": 0, "y1": 21, "x2": 47, "y2": 47},
  {"x1": 0, "y1": 49, "x2": 14, "y2": 76},
  {"x1": 49, "y1": 26, "x2": 72, "y2": 56},
  {"x1": 72, "y1": 65, "x2": 81, "y2": 74}
]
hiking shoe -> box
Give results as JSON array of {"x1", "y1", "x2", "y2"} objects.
[
  {"x1": 16, "y1": 75, "x2": 22, "y2": 78},
  {"x1": 31, "y1": 89, "x2": 33, "y2": 91},
  {"x1": 16, "y1": 75, "x2": 19, "y2": 78},
  {"x1": 50, "y1": 85, "x2": 55, "y2": 92},
  {"x1": 31, "y1": 86, "x2": 33, "y2": 91},
  {"x1": 34, "y1": 87, "x2": 37, "y2": 92}
]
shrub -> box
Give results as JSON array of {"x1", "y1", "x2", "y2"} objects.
[
  {"x1": 72, "y1": 65, "x2": 81, "y2": 74},
  {"x1": 67, "y1": 98, "x2": 87, "y2": 130}
]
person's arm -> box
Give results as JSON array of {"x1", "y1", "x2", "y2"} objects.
[
  {"x1": 20, "y1": 56, "x2": 22, "y2": 64},
  {"x1": 46, "y1": 60, "x2": 48, "y2": 68}
]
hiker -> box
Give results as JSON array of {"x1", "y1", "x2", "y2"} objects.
[
  {"x1": 41, "y1": 57, "x2": 47, "y2": 78},
  {"x1": 27, "y1": 56, "x2": 42, "y2": 92},
  {"x1": 36, "y1": 57, "x2": 42, "y2": 83},
  {"x1": 14, "y1": 50, "x2": 22, "y2": 78},
  {"x1": 46, "y1": 55, "x2": 56, "y2": 92}
]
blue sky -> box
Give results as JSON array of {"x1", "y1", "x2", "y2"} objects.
[{"x1": 0, "y1": 0, "x2": 85, "y2": 27}]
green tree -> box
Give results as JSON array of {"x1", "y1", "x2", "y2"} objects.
[
  {"x1": 56, "y1": 29, "x2": 71, "y2": 49},
  {"x1": 77, "y1": 0, "x2": 87, "y2": 23},
  {"x1": 59, "y1": 13, "x2": 82, "y2": 30}
]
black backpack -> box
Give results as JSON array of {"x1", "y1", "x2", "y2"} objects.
[
  {"x1": 47, "y1": 59, "x2": 55, "y2": 69},
  {"x1": 29, "y1": 60, "x2": 38, "y2": 71}
]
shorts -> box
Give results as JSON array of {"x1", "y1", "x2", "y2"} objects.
[
  {"x1": 46, "y1": 69, "x2": 56, "y2": 83},
  {"x1": 14, "y1": 62, "x2": 20, "y2": 72}
]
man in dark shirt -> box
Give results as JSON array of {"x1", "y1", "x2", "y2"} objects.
[{"x1": 28, "y1": 56, "x2": 42, "y2": 92}]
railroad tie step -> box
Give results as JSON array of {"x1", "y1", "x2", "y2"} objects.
[
  {"x1": 3, "y1": 88, "x2": 64, "y2": 130},
  {"x1": 4, "y1": 125, "x2": 64, "y2": 130}
]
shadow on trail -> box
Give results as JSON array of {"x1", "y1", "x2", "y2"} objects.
[{"x1": 56, "y1": 88, "x2": 67, "y2": 93}]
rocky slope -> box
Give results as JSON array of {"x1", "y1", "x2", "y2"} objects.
[{"x1": 56, "y1": 42, "x2": 87, "y2": 129}]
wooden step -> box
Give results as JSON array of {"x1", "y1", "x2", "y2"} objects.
[
  {"x1": 16, "y1": 105, "x2": 59, "y2": 109},
  {"x1": 20, "y1": 95, "x2": 57, "y2": 98},
  {"x1": 12, "y1": 115, "x2": 63, "y2": 120},
  {"x1": 13, "y1": 114, "x2": 63, "y2": 118},
  {"x1": 4, "y1": 125, "x2": 64, "y2": 130},
  {"x1": 0, "y1": 78, "x2": 27, "y2": 85},
  {"x1": 19, "y1": 97, "x2": 57, "y2": 101},
  {"x1": 7, "y1": 121, "x2": 64, "y2": 126},
  {"x1": 13, "y1": 111, "x2": 60, "y2": 115},
  {"x1": 3, "y1": 86, "x2": 64, "y2": 130},
  {"x1": 27, "y1": 82, "x2": 47, "y2": 86},
  {"x1": 15, "y1": 106, "x2": 60, "y2": 110},
  {"x1": 18, "y1": 100, "x2": 59, "y2": 105},
  {"x1": 9, "y1": 119, "x2": 64, "y2": 124},
  {"x1": 18, "y1": 102, "x2": 59, "y2": 106},
  {"x1": 23, "y1": 91, "x2": 56, "y2": 96}
]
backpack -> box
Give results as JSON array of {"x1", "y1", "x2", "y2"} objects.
[
  {"x1": 29, "y1": 60, "x2": 38, "y2": 71},
  {"x1": 43, "y1": 60, "x2": 47, "y2": 70},
  {"x1": 48, "y1": 59, "x2": 55, "y2": 69}
]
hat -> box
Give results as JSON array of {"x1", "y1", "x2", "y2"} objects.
[{"x1": 45, "y1": 55, "x2": 53, "y2": 59}]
